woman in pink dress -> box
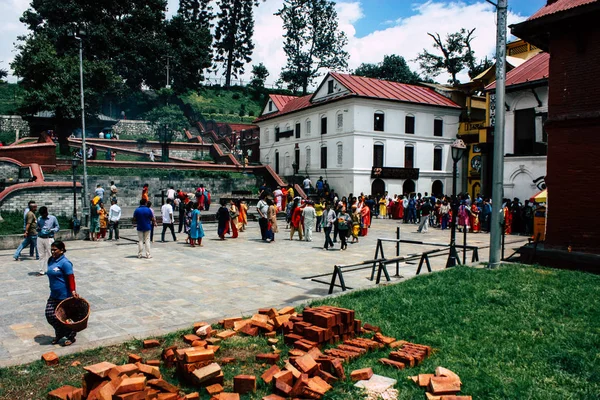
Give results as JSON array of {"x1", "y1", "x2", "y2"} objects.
[{"x1": 457, "y1": 202, "x2": 471, "y2": 232}]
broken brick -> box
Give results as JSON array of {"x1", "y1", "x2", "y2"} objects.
[
  {"x1": 221, "y1": 317, "x2": 243, "y2": 329},
  {"x1": 83, "y1": 361, "x2": 117, "y2": 378},
  {"x1": 114, "y1": 377, "x2": 147, "y2": 395},
  {"x1": 47, "y1": 385, "x2": 81, "y2": 400},
  {"x1": 379, "y1": 358, "x2": 406, "y2": 370},
  {"x1": 350, "y1": 367, "x2": 373, "y2": 381},
  {"x1": 143, "y1": 339, "x2": 160, "y2": 349},
  {"x1": 42, "y1": 352, "x2": 59, "y2": 366},
  {"x1": 261, "y1": 364, "x2": 281, "y2": 384},
  {"x1": 128, "y1": 354, "x2": 143, "y2": 364},
  {"x1": 216, "y1": 330, "x2": 237, "y2": 340},
  {"x1": 205, "y1": 383, "x2": 224, "y2": 396},
  {"x1": 255, "y1": 353, "x2": 280, "y2": 365},
  {"x1": 147, "y1": 378, "x2": 179, "y2": 393}
]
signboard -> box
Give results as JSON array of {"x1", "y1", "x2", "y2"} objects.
[{"x1": 371, "y1": 167, "x2": 420, "y2": 180}]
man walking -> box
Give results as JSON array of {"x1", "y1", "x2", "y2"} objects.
[
  {"x1": 23, "y1": 200, "x2": 38, "y2": 259},
  {"x1": 14, "y1": 202, "x2": 38, "y2": 262},
  {"x1": 160, "y1": 199, "x2": 177, "y2": 242},
  {"x1": 108, "y1": 198, "x2": 121, "y2": 240},
  {"x1": 133, "y1": 199, "x2": 154, "y2": 259},
  {"x1": 417, "y1": 198, "x2": 432, "y2": 233},
  {"x1": 303, "y1": 176, "x2": 312, "y2": 194},
  {"x1": 36, "y1": 206, "x2": 60, "y2": 275},
  {"x1": 302, "y1": 201, "x2": 317, "y2": 242},
  {"x1": 257, "y1": 195, "x2": 269, "y2": 241},
  {"x1": 95, "y1": 184, "x2": 105, "y2": 202}
]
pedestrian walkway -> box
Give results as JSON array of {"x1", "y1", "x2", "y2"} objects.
[{"x1": 0, "y1": 219, "x2": 528, "y2": 366}]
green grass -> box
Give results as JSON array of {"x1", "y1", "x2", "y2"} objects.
[
  {"x1": 0, "y1": 211, "x2": 72, "y2": 235},
  {"x1": 181, "y1": 87, "x2": 262, "y2": 122},
  {"x1": 1, "y1": 265, "x2": 598, "y2": 399}
]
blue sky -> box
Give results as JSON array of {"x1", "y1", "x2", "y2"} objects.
[{"x1": 351, "y1": 0, "x2": 548, "y2": 37}]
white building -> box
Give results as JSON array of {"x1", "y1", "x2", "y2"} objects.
[
  {"x1": 487, "y1": 52, "x2": 549, "y2": 201},
  {"x1": 255, "y1": 73, "x2": 463, "y2": 197}
]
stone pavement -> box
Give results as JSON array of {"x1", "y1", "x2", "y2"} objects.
[{"x1": 0, "y1": 219, "x2": 528, "y2": 367}]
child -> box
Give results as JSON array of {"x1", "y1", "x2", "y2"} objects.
[{"x1": 98, "y1": 202, "x2": 108, "y2": 240}]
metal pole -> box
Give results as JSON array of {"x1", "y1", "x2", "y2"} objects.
[
  {"x1": 489, "y1": 0, "x2": 508, "y2": 268},
  {"x1": 72, "y1": 164, "x2": 77, "y2": 218},
  {"x1": 76, "y1": 36, "x2": 89, "y2": 223},
  {"x1": 446, "y1": 160, "x2": 459, "y2": 268}
]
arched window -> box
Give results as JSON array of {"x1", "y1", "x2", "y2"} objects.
[
  {"x1": 403, "y1": 179, "x2": 415, "y2": 195},
  {"x1": 336, "y1": 111, "x2": 344, "y2": 131},
  {"x1": 433, "y1": 146, "x2": 443, "y2": 171},
  {"x1": 337, "y1": 142, "x2": 343, "y2": 165},
  {"x1": 432, "y1": 180, "x2": 444, "y2": 197},
  {"x1": 306, "y1": 119, "x2": 312, "y2": 136},
  {"x1": 274, "y1": 125, "x2": 280, "y2": 142},
  {"x1": 305, "y1": 146, "x2": 312, "y2": 168},
  {"x1": 295, "y1": 120, "x2": 301, "y2": 138},
  {"x1": 374, "y1": 111, "x2": 385, "y2": 132},
  {"x1": 264, "y1": 128, "x2": 269, "y2": 144},
  {"x1": 285, "y1": 152, "x2": 291, "y2": 174},
  {"x1": 434, "y1": 117, "x2": 443, "y2": 137},
  {"x1": 274, "y1": 151, "x2": 280, "y2": 174},
  {"x1": 321, "y1": 114, "x2": 328, "y2": 135},
  {"x1": 405, "y1": 114, "x2": 415, "y2": 134},
  {"x1": 373, "y1": 142, "x2": 384, "y2": 168}
]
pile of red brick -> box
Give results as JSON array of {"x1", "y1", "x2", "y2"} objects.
[{"x1": 409, "y1": 367, "x2": 471, "y2": 400}]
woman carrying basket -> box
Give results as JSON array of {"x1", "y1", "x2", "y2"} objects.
[{"x1": 46, "y1": 240, "x2": 79, "y2": 346}]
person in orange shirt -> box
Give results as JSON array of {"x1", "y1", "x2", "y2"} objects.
[{"x1": 141, "y1": 184, "x2": 149, "y2": 202}]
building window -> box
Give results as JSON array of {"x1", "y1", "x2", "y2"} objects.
[
  {"x1": 275, "y1": 126, "x2": 280, "y2": 142},
  {"x1": 514, "y1": 108, "x2": 536, "y2": 155},
  {"x1": 337, "y1": 113, "x2": 343, "y2": 130},
  {"x1": 306, "y1": 147, "x2": 311, "y2": 167},
  {"x1": 405, "y1": 115, "x2": 415, "y2": 134},
  {"x1": 268, "y1": 101, "x2": 273, "y2": 112},
  {"x1": 294, "y1": 148, "x2": 300, "y2": 173},
  {"x1": 321, "y1": 116, "x2": 327, "y2": 134},
  {"x1": 328, "y1": 80, "x2": 334, "y2": 94},
  {"x1": 264, "y1": 128, "x2": 269, "y2": 144},
  {"x1": 321, "y1": 146, "x2": 327, "y2": 169},
  {"x1": 374, "y1": 112, "x2": 384, "y2": 132},
  {"x1": 275, "y1": 151, "x2": 280, "y2": 174},
  {"x1": 433, "y1": 146, "x2": 442, "y2": 171},
  {"x1": 337, "y1": 143, "x2": 343, "y2": 165},
  {"x1": 285, "y1": 153, "x2": 291, "y2": 173},
  {"x1": 295, "y1": 122, "x2": 301, "y2": 138},
  {"x1": 306, "y1": 119, "x2": 312, "y2": 136},
  {"x1": 405, "y1": 145, "x2": 414, "y2": 168},
  {"x1": 373, "y1": 144, "x2": 384, "y2": 168},
  {"x1": 434, "y1": 118, "x2": 443, "y2": 137}
]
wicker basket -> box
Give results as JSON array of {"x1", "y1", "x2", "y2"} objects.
[{"x1": 55, "y1": 297, "x2": 90, "y2": 332}]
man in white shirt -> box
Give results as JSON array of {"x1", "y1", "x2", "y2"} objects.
[
  {"x1": 95, "y1": 184, "x2": 105, "y2": 201},
  {"x1": 166, "y1": 186, "x2": 176, "y2": 202},
  {"x1": 160, "y1": 199, "x2": 177, "y2": 242},
  {"x1": 303, "y1": 177, "x2": 312, "y2": 194},
  {"x1": 110, "y1": 181, "x2": 118, "y2": 199},
  {"x1": 108, "y1": 198, "x2": 122, "y2": 240},
  {"x1": 302, "y1": 201, "x2": 317, "y2": 242},
  {"x1": 256, "y1": 195, "x2": 269, "y2": 241}
]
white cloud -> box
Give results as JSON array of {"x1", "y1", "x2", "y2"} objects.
[{"x1": 1, "y1": 0, "x2": 530, "y2": 87}]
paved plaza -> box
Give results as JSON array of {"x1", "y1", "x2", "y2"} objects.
[{"x1": 0, "y1": 219, "x2": 528, "y2": 367}]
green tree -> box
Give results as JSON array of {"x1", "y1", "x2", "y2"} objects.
[
  {"x1": 250, "y1": 63, "x2": 269, "y2": 88},
  {"x1": 354, "y1": 54, "x2": 421, "y2": 84},
  {"x1": 276, "y1": 0, "x2": 349, "y2": 95},
  {"x1": 145, "y1": 105, "x2": 189, "y2": 162},
  {"x1": 214, "y1": 0, "x2": 262, "y2": 88},
  {"x1": 166, "y1": 1, "x2": 213, "y2": 93},
  {"x1": 415, "y1": 28, "x2": 492, "y2": 86}
]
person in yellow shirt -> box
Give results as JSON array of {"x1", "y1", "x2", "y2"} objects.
[{"x1": 314, "y1": 199, "x2": 325, "y2": 232}]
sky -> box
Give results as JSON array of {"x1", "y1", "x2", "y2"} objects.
[{"x1": 0, "y1": 0, "x2": 547, "y2": 86}]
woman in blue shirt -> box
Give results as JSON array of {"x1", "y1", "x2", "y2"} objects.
[{"x1": 45, "y1": 240, "x2": 79, "y2": 346}]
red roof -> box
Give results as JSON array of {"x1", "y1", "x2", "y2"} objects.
[
  {"x1": 330, "y1": 73, "x2": 460, "y2": 109},
  {"x1": 255, "y1": 73, "x2": 460, "y2": 122},
  {"x1": 528, "y1": 0, "x2": 598, "y2": 20},
  {"x1": 486, "y1": 52, "x2": 549, "y2": 91}
]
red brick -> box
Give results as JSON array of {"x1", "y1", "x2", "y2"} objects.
[
  {"x1": 221, "y1": 317, "x2": 243, "y2": 329},
  {"x1": 135, "y1": 362, "x2": 162, "y2": 379},
  {"x1": 273, "y1": 370, "x2": 294, "y2": 387},
  {"x1": 255, "y1": 353, "x2": 280, "y2": 364},
  {"x1": 262, "y1": 395, "x2": 286, "y2": 400},
  {"x1": 350, "y1": 367, "x2": 373, "y2": 381},
  {"x1": 128, "y1": 354, "x2": 143, "y2": 364},
  {"x1": 115, "y1": 377, "x2": 147, "y2": 395},
  {"x1": 261, "y1": 364, "x2": 281, "y2": 384},
  {"x1": 239, "y1": 323, "x2": 259, "y2": 337},
  {"x1": 47, "y1": 385, "x2": 81, "y2": 400},
  {"x1": 83, "y1": 361, "x2": 117, "y2": 378},
  {"x1": 216, "y1": 330, "x2": 236, "y2": 340},
  {"x1": 379, "y1": 358, "x2": 406, "y2": 370},
  {"x1": 184, "y1": 393, "x2": 200, "y2": 400},
  {"x1": 147, "y1": 378, "x2": 179, "y2": 393},
  {"x1": 185, "y1": 349, "x2": 215, "y2": 363},
  {"x1": 146, "y1": 359, "x2": 160, "y2": 367},
  {"x1": 42, "y1": 352, "x2": 59, "y2": 366},
  {"x1": 215, "y1": 393, "x2": 240, "y2": 400},
  {"x1": 143, "y1": 339, "x2": 160, "y2": 349},
  {"x1": 275, "y1": 379, "x2": 293, "y2": 397},
  {"x1": 233, "y1": 374, "x2": 256, "y2": 394},
  {"x1": 183, "y1": 334, "x2": 201, "y2": 344},
  {"x1": 429, "y1": 376, "x2": 461, "y2": 395},
  {"x1": 192, "y1": 363, "x2": 221, "y2": 385},
  {"x1": 205, "y1": 383, "x2": 224, "y2": 395}
]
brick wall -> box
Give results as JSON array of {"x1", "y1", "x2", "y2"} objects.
[
  {"x1": 112, "y1": 120, "x2": 184, "y2": 140},
  {"x1": 0, "y1": 186, "x2": 82, "y2": 217},
  {"x1": 0, "y1": 142, "x2": 57, "y2": 167},
  {"x1": 544, "y1": 22, "x2": 600, "y2": 254}
]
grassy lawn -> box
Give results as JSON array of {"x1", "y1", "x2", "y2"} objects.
[
  {"x1": 0, "y1": 265, "x2": 598, "y2": 399},
  {"x1": 0, "y1": 212, "x2": 72, "y2": 235}
]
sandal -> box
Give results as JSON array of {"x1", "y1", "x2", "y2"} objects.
[{"x1": 63, "y1": 338, "x2": 76, "y2": 346}]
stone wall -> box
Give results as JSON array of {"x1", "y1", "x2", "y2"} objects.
[
  {"x1": 112, "y1": 120, "x2": 183, "y2": 140},
  {"x1": 44, "y1": 174, "x2": 258, "y2": 208},
  {"x1": 0, "y1": 186, "x2": 82, "y2": 217},
  {"x1": 0, "y1": 115, "x2": 30, "y2": 137},
  {"x1": 0, "y1": 161, "x2": 21, "y2": 180}
]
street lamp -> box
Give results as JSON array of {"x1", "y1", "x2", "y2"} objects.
[
  {"x1": 71, "y1": 158, "x2": 81, "y2": 234},
  {"x1": 446, "y1": 138, "x2": 467, "y2": 268},
  {"x1": 74, "y1": 28, "x2": 89, "y2": 224}
]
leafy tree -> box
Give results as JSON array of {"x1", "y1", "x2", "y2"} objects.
[
  {"x1": 277, "y1": 0, "x2": 349, "y2": 95},
  {"x1": 415, "y1": 28, "x2": 492, "y2": 86},
  {"x1": 214, "y1": 0, "x2": 262, "y2": 88},
  {"x1": 354, "y1": 55, "x2": 422, "y2": 84},
  {"x1": 145, "y1": 105, "x2": 189, "y2": 162},
  {"x1": 166, "y1": 1, "x2": 213, "y2": 93},
  {"x1": 250, "y1": 63, "x2": 269, "y2": 88},
  {"x1": 0, "y1": 66, "x2": 7, "y2": 83}
]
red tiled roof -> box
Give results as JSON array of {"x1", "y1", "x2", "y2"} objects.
[
  {"x1": 330, "y1": 73, "x2": 460, "y2": 108},
  {"x1": 486, "y1": 52, "x2": 549, "y2": 91},
  {"x1": 254, "y1": 73, "x2": 460, "y2": 122},
  {"x1": 528, "y1": 0, "x2": 597, "y2": 20}
]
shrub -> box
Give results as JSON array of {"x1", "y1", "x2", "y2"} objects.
[
  {"x1": 232, "y1": 93, "x2": 241, "y2": 100},
  {"x1": 249, "y1": 110, "x2": 255, "y2": 117}
]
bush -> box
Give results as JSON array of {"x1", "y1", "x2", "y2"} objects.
[
  {"x1": 219, "y1": 108, "x2": 225, "y2": 115},
  {"x1": 249, "y1": 110, "x2": 255, "y2": 117},
  {"x1": 239, "y1": 104, "x2": 246, "y2": 117},
  {"x1": 232, "y1": 93, "x2": 241, "y2": 100}
]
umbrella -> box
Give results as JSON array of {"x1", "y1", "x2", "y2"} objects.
[{"x1": 530, "y1": 189, "x2": 547, "y2": 203}]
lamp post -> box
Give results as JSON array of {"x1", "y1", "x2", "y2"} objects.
[
  {"x1": 74, "y1": 30, "x2": 89, "y2": 223},
  {"x1": 446, "y1": 139, "x2": 467, "y2": 268},
  {"x1": 71, "y1": 158, "x2": 81, "y2": 234}
]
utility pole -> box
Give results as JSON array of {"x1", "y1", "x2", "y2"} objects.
[
  {"x1": 488, "y1": 0, "x2": 508, "y2": 268},
  {"x1": 75, "y1": 34, "x2": 89, "y2": 222}
]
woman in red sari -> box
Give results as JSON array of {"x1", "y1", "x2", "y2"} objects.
[
  {"x1": 503, "y1": 201, "x2": 512, "y2": 235},
  {"x1": 360, "y1": 203, "x2": 371, "y2": 236},
  {"x1": 394, "y1": 196, "x2": 404, "y2": 220},
  {"x1": 470, "y1": 204, "x2": 481, "y2": 233}
]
